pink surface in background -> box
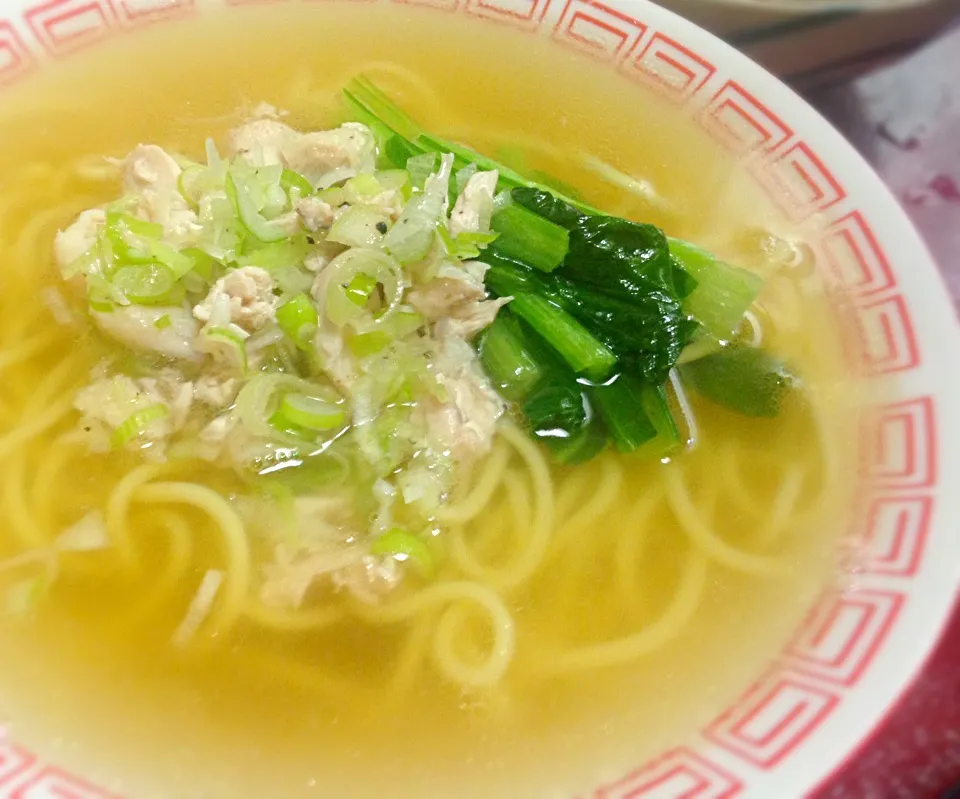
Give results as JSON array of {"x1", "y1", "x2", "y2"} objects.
[{"x1": 812, "y1": 24, "x2": 960, "y2": 799}]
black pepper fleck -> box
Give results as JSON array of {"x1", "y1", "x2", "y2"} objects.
[
  {"x1": 375, "y1": 221, "x2": 388, "y2": 234},
  {"x1": 306, "y1": 236, "x2": 316, "y2": 245}
]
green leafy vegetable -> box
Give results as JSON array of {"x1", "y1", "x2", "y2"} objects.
[
  {"x1": 477, "y1": 311, "x2": 544, "y2": 402},
  {"x1": 680, "y1": 345, "x2": 798, "y2": 418},
  {"x1": 507, "y1": 293, "x2": 616, "y2": 381},
  {"x1": 489, "y1": 199, "x2": 570, "y2": 273},
  {"x1": 588, "y1": 373, "x2": 658, "y2": 454},
  {"x1": 670, "y1": 238, "x2": 763, "y2": 342}
]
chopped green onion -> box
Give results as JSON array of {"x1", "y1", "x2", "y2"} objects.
[
  {"x1": 370, "y1": 528, "x2": 434, "y2": 578},
  {"x1": 104, "y1": 212, "x2": 194, "y2": 278},
  {"x1": 346, "y1": 173, "x2": 381, "y2": 198},
  {"x1": 406, "y1": 153, "x2": 440, "y2": 189},
  {"x1": 490, "y1": 200, "x2": 570, "y2": 273},
  {"x1": 111, "y1": 403, "x2": 170, "y2": 447},
  {"x1": 204, "y1": 325, "x2": 248, "y2": 373},
  {"x1": 322, "y1": 248, "x2": 403, "y2": 329},
  {"x1": 344, "y1": 272, "x2": 378, "y2": 307},
  {"x1": 236, "y1": 237, "x2": 312, "y2": 273},
  {"x1": 180, "y1": 247, "x2": 220, "y2": 282},
  {"x1": 384, "y1": 308, "x2": 424, "y2": 338},
  {"x1": 225, "y1": 168, "x2": 289, "y2": 243},
  {"x1": 111, "y1": 262, "x2": 178, "y2": 305},
  {"x1": 382, "y1": 153, "x2": 453, "y2": 264},
  {"x1": 280, "y1": 168, "x2": 313, "y2": 198},
  {"x1": 375, "y1": 168, "x2": 410, "y2": 194},
  {"x1": 154, "y1": 314, "x2": 172, "y2": 330},
  {"x1": 105, "y1": 211, "x2": 163, "y2": 240},
  {"x1": 436, "y1": 224, "x2": 498, "y2": 260},
  {"x1": 276, "y1": 293, "x2": 319, "y2": 351},
  {"x1": 327, "y1": 205, "x2": 391, "y2": 248},
  {"x1": 508, "y1": 293, "x2": 616, "y2": 381},
  {"x1": 348, "y1": 330, "x2": 392, "y2": 357},
  {"x1": 278, "y1": 393, "x2": 346, "y2": 431}
]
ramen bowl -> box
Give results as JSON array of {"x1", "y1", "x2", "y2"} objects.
[{"x1": 0, "y1": 0, "x2": 957, "y2": 797}]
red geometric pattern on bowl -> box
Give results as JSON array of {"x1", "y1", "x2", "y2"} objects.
[
  {"x1": 619, "y1": 32, "x2": 715, "y2": 103},
  {"x1": 593, "y1": 747, "x2": 743, "y2": 798},
  {"x1": 105, "y1": 0, "x2": 192, "y2": 26},
  {"x1": 699, "y1": 80, "x2": 793, "y2": 155},
  {"x1": 851, "y1": 293, "x2": 920, "y2": 375},
  {"x1": 392, "y1": 0, "x2": 458, "y2": 11},
  {"x1": 861, "y1": 397, "x2": 937, "y2": 489},
  {"x1": 0, "y1": 744, "x2": 116, "y2": 799},
  {"x1": 23, "y1": 0, "x2": 113, "y2": 55},
  {"x1": 820, "y1": 211, "x2": 897, "y2": 297},
  {"x1": 754, "y1": 141, "x2": 848, "y2": 221},
  {"x1": 787, "y1": 589, "x2": 906, "y2": 686},
  {"x1": 551, "y1": 0, "x2": 645, "y2": 61},
  {"x1": 858, "y1": 494, "x2": 933, "y2": 577},
  {"x1": 463, "y1": 0, "x2": 550, "y2": 30},
  {"x1": 0, "y1": 20, "x2": 33, "y2": 82},
  {"x1": 0, "y1": 0, "x2": 950, "y2": 797},
  {"x1": 705, "y1": 675, "x2": 842, "y2": 768}
]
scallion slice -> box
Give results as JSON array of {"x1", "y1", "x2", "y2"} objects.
[
  {"x1": 280, "y1": 168, "x2": 313, "y2": 198},
  {"x1": 370, "y1": 528, "x2": 434, "y2": 578},
  {"x1": 278, "y1": 393, "x2": 346, "y2": 431},
  {"x1": 111, "y1": 404, "x2": 170, "y2": 448},
  {"x1": 276, "y1": 293, "x2": 319, "y2": 351},
  {"x1": 348, "y1": 330, "x2": 392, "y2": 357},
  {"x1": 111, "y1": 262, "x2": 178, "y2": 305},
  {"x1": 225, "y1": 168, "x2": 289, "y2": 243}
]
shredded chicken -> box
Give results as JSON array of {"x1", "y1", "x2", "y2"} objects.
[
  {"x1": 434, "y1": 296, "x2": 512, "y2": 340},
  {"x1": 331, "y1": 554, "x2": 401, "y2": 605},
  {"x1": 193, "y1": 374, "x2": 239, "y2": 408},
  {"x1": 409, "y1": 260, "x2": 510, "y2": 339},
  {"x1": 74, "y1": 372, "x2": 193, "y2": 454},
  {"x1": 227, "y1": 120, "x2": 376, "y2": 186},
  {"x1": 296, "y1": 196, "x2": 340, "y2": 232},
  {"x1": 304, "y1": 240, "x2": 345, "y2": 273},
  {"x1": 420, "y1": 336, "x2": 505, "y2": 460},
  {"x1": 449, "y1": 170, "x2": 498, "y2": 237},
  {"x1": 312, "y1": 325, "x2": 357, "y2": 394},
  {"x1": 54, "y1": 209, "x2": 104, "y2": 269},
  {"x1": 92, "y1": 305, "x2": 200, "y2": 361},
  {"x1": 364, "y1": 189, "x2": 405, "y2": 222},
  {"x1": 408, "y1": 276, "x2": 485, "y2": 318},
  {"x1": 193, "y1": 266, "x2": 277, "y2": 332},
  {"x1": 120, "y1": 145, "x2": 198, "y2": 240}
]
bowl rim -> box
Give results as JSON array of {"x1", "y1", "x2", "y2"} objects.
[{"x1": 0, "y1": 0, "x2": 958, "y2": 796}]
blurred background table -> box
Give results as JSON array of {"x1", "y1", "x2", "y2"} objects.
[
  {"x1": 808, "y1": 24, "x2": 960, "y2": 797},
  {"x1": 758, "y1": 20, "x2": 960, "y2": 799}
]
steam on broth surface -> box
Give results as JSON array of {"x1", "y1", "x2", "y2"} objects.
[{"x1": 0, "y1": 6, "x2": 858, "y2": 798}]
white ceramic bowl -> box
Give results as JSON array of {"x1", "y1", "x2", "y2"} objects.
[{"x1": 1, "y1": 0, "x2": 958, "y2": 796}]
